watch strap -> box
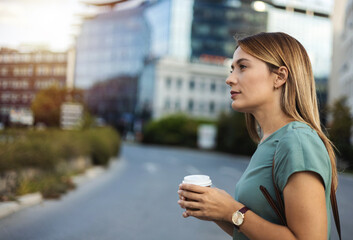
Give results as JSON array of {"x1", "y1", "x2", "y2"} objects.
[{"x1": 239, "y1": 206, "x2": 249, "y2": 214}]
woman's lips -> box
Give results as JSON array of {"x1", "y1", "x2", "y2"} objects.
[{"x1": 230, "y1": 90, "x2": 241, "y2": 99}]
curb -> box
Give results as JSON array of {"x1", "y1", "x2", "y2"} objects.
[
  {"x1": 0, "y1": 192, "x2": 43, "y2": 219},
  {"x1": 0, "y1": 158, "x2": 119, "y2": 220}
]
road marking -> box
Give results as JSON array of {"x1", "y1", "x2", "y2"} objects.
[
  {"x1": 185, "y1": 165, "x2": 201, "y2": 175},
  {"x1": 144, "y1": 162, "x2": 158, "y2": 174}
]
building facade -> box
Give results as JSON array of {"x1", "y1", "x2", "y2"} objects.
[
  {"x1": 74, "y1": 0, "x2": 269, "y2": 135},
  {"x1": 262, "y1": 0, "x2": 333, "y2": 120},
  {"x1": 330, "y1": 0, "x2": 353, "y2": 113},
  {"x1": 75, "y1": 4, "x2": 150, "y2": 89},
  {"x1": 0, "y1": 48, "x2": 67, "y2": 125},
  {"x1": 138, "y1": 57, "x2": 231, "y2": 120}
]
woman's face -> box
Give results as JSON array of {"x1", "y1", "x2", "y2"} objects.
[{"x1": 226, "y1": 47, "x2": 277, "y2": 113}]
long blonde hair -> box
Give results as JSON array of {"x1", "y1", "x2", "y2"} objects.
[{"x1": 237, "y1": 32, "x2": 338, "y2": 191}]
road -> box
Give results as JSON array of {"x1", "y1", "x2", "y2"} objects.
[{"x1": 0, "y1": 143, "x2": 351, "y2": 240}]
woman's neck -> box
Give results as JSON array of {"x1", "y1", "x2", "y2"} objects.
[{"x1": 253, "y1": 107, "x2": 294, "y2": 143}]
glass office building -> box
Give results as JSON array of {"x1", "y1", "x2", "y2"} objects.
[
  {"x1": 75, "y1": 4, "x2": 150, "y2": 89},
  {"x1": 191, "y1": 0, "x2": 267, "y2": 59}
]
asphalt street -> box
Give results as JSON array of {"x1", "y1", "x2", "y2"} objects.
[{"x1": 0, "y1": 143, "x2": 351, "y2": 240}]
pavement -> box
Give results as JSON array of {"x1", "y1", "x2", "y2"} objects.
[{"x1": 0, "y1": 162, "x2": 110, "y2": 220}]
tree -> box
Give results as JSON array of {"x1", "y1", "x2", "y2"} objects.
[
  {"x1": 328, "y1": 97, "x2": 353, "y2": 167},
  {"x1": 216, "y1": 111, "x2": 256, "y2": 156},
  {"x1": 31, "y1": 86, "x2": 84, "y2": 127}
]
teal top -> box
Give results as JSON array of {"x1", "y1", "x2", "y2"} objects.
[{"x1": 233, "y1": 121, "x2": 332, "y2": 240}]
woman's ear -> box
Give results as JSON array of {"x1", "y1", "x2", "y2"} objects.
[{"x1": 274, "y1": 66, "x2": 288, "y2": 88}]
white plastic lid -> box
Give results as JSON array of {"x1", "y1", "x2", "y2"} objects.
[{"x1": 182, "y1": 175, "x2": 212, "y2": 187}]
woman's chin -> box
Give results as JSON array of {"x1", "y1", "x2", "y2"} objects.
[{"x1": 231, "y1": 103, "x2": 246, "y2": 112}]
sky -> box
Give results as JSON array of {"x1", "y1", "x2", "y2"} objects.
[{"x1": 0, "y1": 0, "x2": 94, "y2": 51}]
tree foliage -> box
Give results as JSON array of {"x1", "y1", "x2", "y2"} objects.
[
  {"x1": 216, "y1": 111, "x2": 256, "y2": 156},
  {"x1": 328, "y1": 97, "x2": 353, "y2": 167},
  {"x1": 31, "y1": 86, "x2": 84, "y2": 127}
]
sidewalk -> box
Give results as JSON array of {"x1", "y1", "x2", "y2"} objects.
[{"x1": 0, "y1": 164, "x2": 108, "y2": 220}]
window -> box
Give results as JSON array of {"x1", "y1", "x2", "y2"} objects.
[
  {"x1": 188, "y1": 99, "x2": 194, "y2": 111},
  {"x1": 164, "y1": 98, "x2": 171, "y2": 110},
  {"x1": 0, "y1": 67, "x2": 8, "y2": 76},
  {"x1": 35, "y1": 53, "x2": 42, "y2": 62},
  {"x1": 210, "y1": 82, "x2": 216, "y2": 92},
  {"x1": 165, "y1": 77, "x2": 172, "y2": 89},
  {"x1": 177, "y1": 78, "x2": 182, "y2": 90},
  {"x1": 209, "y1": 101, "x2": 215, "y2": 113},
  {"x1": 175, "y1": 100, "x2": 181, "y2": 110},
  {"x1": 189, "y1": 79, "x2": 195, "y2": 90}
]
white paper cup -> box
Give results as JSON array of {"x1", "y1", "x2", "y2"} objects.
[{"x1": 182, "y1": 175, "x2": 212, "y2": 187}]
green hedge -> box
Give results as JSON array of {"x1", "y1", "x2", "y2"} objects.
[
  {"x1": 216, "y1": 112, "x2": 256, "y2": 156},
  {"x1": 142, "y1": 114, "x2": 215, "y2": 148},
  {"x1": 0, "y1": 127, "x2": 121, "y2": 172}
]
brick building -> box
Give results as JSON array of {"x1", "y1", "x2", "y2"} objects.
[{"x1": 0, "y1": 48, "x2": 67, "y2": 125}]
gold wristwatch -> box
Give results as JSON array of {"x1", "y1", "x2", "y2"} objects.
[{"x1": 232, "y1": 206, "x2": 249, "y2": 228}]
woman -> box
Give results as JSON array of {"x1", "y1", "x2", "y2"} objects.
[{"x1": 177, "y1": 32, "x2": 338, "y2": 240}]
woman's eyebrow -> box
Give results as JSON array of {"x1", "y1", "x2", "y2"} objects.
[
  {"x1": 231, "y1": 58, "x2": 250, "y2": 69},
  {"x1": 236, "y1": 58, "x2": 250, "y2": 65}
]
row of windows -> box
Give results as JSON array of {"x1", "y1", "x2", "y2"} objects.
[
  {"x1": 0, "y1": 66, "x2": 66, "y2": 77},
  {"x1": 164, "y1": 77, "x2": 228, "y2": 93},
  {"x1": 1, "y1": 93, "x2": 35, "y2": 103},
  {"x1": 0, "y1": 53, "x2": 66, "y2": 63},
  {"x1": 0, "y1": 80, "x2": 29, "y2": 89},
  {"x1": 0, "y1": 79, "x2": 64, "y2": 90},
  {"x1": 164, "y1": 98, "x2": 229, "y2": 113},
  {"x1": 0, "y1": 107, "x2": 29, "y2": 114}
]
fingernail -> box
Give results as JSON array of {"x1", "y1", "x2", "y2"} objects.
[{"x1": 177, "y1": 190, "x2": 181, "y2": 194}]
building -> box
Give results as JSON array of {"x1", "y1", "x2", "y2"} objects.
[
  {"x1": 329, "y1": 0, "x2": 353, "y2": 113},
  {"x1": 85, "y1": 75, "x2": 138, "y2": 133},
  {"x1": 0, "y1": 47, "x2": 67, "y2": 125},
  {"x1": 74, "y1": 2, "x2": 150, "y2": 89},
  {"x1": 74, "y1": 0, "x2": 268, "y2": 134},
  {"x1": 137, "y1": 57, "x2": 231, "y2": 120},
  {"x1": 261, "y1": 0, "x2": 333, "y2": 121}
]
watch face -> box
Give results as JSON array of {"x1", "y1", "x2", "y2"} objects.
[{"x1": 232, "y1": 211, "x2": 244, "y2": 226}]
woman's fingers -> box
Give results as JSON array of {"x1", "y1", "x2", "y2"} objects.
[
  {"x1": 178, "y1": 189, "x2": 203, "y2": 201},
  {"x1": 178, "y1": 199, "x2": 201, "y2": 210},
  {"x1": 179, "y1": 183, "x2": 207, "y2": 194}
]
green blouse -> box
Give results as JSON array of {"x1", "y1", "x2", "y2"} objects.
[{"x1": 233, "y1": 121, "x2": 332, "y2": 240}]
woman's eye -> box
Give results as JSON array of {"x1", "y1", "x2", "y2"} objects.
[{"x1": 239, "y1": 64, "x2": 246, "y2": 70}]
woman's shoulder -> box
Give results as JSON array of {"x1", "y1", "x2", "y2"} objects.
[
  {"x1": 274, "y1": 121, "x2": 331, "y2": 191},
  {"x1": 277, "y1": 121, "x2": 323, "y2": 147}
]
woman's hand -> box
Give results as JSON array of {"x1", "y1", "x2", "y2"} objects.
[{"x1": 177, "y1": 183, "x2": 243, "y2": 222}]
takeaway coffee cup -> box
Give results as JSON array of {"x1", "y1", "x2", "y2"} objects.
[
  {"x1": 181, "y1": 175, "x2": 212, "y2": 210},
  {"x1": 182, "y1": 175, "x2": 212, "y2": 187}
]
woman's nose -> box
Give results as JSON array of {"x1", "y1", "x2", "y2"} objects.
[{"x1": 226, "y1": 74, "x2": 234, "y2": 86}]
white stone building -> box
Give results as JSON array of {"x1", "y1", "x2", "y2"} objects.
[
  {"x1": 329, "y1": 0, "x2": 353, "y2": 112},
  {"x1": 138, "y1": 57, "x2": 232, "y2": 120}
]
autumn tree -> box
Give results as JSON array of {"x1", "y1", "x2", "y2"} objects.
[{"x1": 31, "y1": 86, "x2": 84, "y2": 127}]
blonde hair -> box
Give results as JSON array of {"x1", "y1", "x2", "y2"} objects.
[{"x1": 237, "y1": 32, "x2": 338, "y2": 191}]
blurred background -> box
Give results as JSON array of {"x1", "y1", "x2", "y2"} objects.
[{"x1": 0, "y1": 0, "x2": 352, "y2": 239}]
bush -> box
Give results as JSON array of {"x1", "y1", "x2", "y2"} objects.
[
  {"x1": 0, "y1": 127, "x2": 120, "y2": 172},
  {"x1": 216, "y1": 111, "x2": 256, "y2": 156},
  {"x1": 328, "y1": 97, "x2": 353, "y2": 168},
  {"x1": 142, "y1": 114, "x2": 212, "y2": 148},
  {"x1": 0, "y1": 127, "x2": 121, "y2": 199}
]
